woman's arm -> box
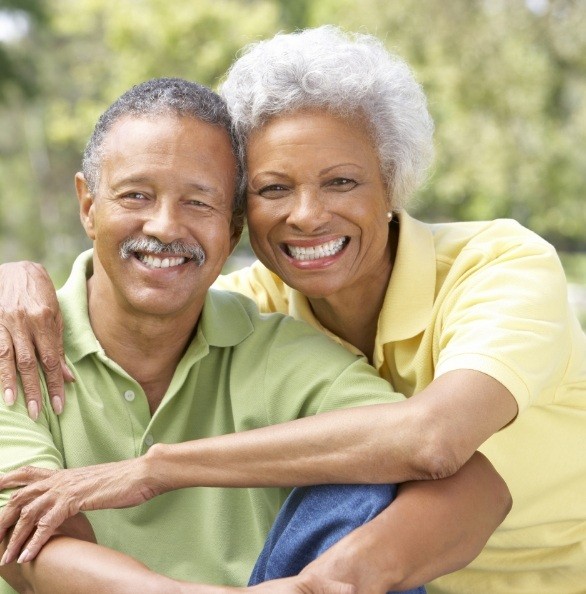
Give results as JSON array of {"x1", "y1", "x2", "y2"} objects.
[
  {"x1": 303, "y1": 452, "x2": 511, "y2": 592},
  {"x1": 0, "y1": 262, "x2": 73, "y2": 419},
  {"x1": 0, "y1": 449, "x2": 511, "y2": 590}
]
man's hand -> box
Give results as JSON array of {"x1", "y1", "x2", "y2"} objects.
[
  {"x1": 0, "y1": 261, "x2": 73, "y2": 419},
  {"x1": 0, "y1": 459, "x2": 164, "y2": 565}
]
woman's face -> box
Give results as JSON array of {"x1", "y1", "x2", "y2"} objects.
[{"x1": 246, "y1": 110, "x2": 393, "y2": 300}]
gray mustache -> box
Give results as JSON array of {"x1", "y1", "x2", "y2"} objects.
[{"x1": 119, "y1": 236, "x2": 206, "y2": 267}]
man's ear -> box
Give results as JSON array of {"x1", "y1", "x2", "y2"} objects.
[
  {"x1": 75, "y1": 172, "x2": 96, "y2": 240},
  {"x1": 228, "y1": 218, "x2": 244, "y2": 255}
]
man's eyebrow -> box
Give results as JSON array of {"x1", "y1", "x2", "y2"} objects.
[{"x1": 111, "y1": 177, "x2": 219, "y2": 195}]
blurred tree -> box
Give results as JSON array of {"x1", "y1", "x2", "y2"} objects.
[
  {"x1": 310, "y1": 0, "x2": 586, "y2": 250},
  {"x1": 1, "y1": 0, "x2": 585, "y2": 286},
  {"x1": 0, "y1": 0, "x2": 46, "y2": 100}
]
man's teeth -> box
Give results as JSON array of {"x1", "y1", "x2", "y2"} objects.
[
  {"x1": 287, "y1": 238, "x2": 346, "y2": 261},
  {"x1": 138, "y1": 254, "x2": 187, "y2": 269}
]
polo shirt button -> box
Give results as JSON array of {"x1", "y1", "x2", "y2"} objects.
[
  {"x1": 123, "y1": 390, "x2": 135, "y2": 402},
  {"x1": 145, "y1": 434, "x2": 155, "y2": 447}
]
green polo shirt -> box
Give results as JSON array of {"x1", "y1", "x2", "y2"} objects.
[{"x1": 0, "y1": 250, "x2": 403, "y2": 591}]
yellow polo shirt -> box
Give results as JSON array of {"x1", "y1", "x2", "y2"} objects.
[
  {"x1": 216, "y1": 212, "x2": 586, "y2": 594},
  {"x1": 0, "y1": 251, "x2": 403, "y2": 593}
]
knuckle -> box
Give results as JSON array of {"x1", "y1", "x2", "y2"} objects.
[
  {"x1": 39, "y1": 352, "x2": 61, "y2": 373},
  {"x1": 28, "y1": 304, "x2": 55, "y2": 325},
  {"x1": 15, "y1": 351, "x2": 37, "y2": 372},
  {"x1": 0, "y1": 339, "x2": 14, "y2": 361},
  {"x1": 19, "y1": 504, "x2": 36, "y2": 521}
]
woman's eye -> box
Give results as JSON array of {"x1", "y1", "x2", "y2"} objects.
[
  {"x1": 329, "y1": 178, "x2": 357, "y2": 190},
  {"x1": 258, "y1": 184, "x2": 288, "y2": 198}
]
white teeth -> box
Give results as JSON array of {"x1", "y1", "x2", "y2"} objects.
[
  {"x1": 137, "y1": 254, "x2": 186, "y2": 269},
  {"x1": 286, "y1": 238, "x2": 347, "y2": 261}
]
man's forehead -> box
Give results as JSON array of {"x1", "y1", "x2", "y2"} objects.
[{"x1": 97, "y1": 114, "x2": 237, "y2": 195}]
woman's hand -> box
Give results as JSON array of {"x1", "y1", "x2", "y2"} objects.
[
  {"x1": 0, "y1": 262, "x2": 74, "y2": 419},
  {"x1": 0, "y1": 459, "x2": 166, "y2": 565},
  {"x1": 243, "y1": 573, "x2": 355, "y2": 594}
]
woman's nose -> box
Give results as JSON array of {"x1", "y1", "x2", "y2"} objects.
[{"x1": 285, "y1": 189, "x2": 332, "y2": 233}]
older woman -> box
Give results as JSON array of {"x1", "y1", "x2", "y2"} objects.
[{"x1": 1, "y1": 26, "x2": 585, "y2": 594}]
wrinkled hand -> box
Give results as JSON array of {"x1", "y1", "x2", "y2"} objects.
[
  {"x1": 244, "y1": 572, "x2": 356, "y2": 594},
  {"x1": 0, "y1": 459, "x2": 164, "y2": 565},
  {"x1": 0, "y1": 261, "x2": 74, "y2": 419}
]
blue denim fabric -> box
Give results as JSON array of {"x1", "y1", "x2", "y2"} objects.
[{"x1": 249, "y1": 484, "x2": 426, "y2": 594}]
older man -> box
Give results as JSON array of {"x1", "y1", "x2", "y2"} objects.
[{"x1": 0, "y1": 78, "x2": 416, "y2": 594}]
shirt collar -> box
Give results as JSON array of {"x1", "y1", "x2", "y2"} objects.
[
  {"x1": 375, "y1": 211, "x2": 436, "y2": 347},
  {"x1": 59, "y1": 250, "x2": 254, "y2": 364}
]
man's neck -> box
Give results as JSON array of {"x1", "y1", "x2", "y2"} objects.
[{"x1": 86, "y1": 276, "x2": 202, "y2": 414}]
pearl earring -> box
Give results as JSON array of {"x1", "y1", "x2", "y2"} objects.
[{"x1": 386, "y1": 211, "x2": 393, "y2": 222}]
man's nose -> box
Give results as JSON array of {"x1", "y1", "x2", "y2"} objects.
[{"x1": 142, "y1": 201, "x2": 185, "y2": 244}]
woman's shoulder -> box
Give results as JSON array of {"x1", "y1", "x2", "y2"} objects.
[{"x1": 214, "y1": 260, "x2": 291, "y2": 314}]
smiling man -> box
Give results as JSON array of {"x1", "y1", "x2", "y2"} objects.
[{"x1": 0, "y1": 78, "x2": 415, "y2": 594}]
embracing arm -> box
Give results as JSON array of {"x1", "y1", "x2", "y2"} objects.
[
  {"x1": 0, "y1": 372, "x2": 513, "y2": 585},
  {"x1": 304, "y1": 452, "x2": 511, "y2": 592},
  {"x1": 146, "y1": 369, "x2": 517, "y2": 486}
]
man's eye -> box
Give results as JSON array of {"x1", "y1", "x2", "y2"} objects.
[
  {"x1": 187, "y1": 200, "x2": 211, "y2": 208},
  {"x1": 123, "y1": 192, "x2": 148, "y2": 200}
]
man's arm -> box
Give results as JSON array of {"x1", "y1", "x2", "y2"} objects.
[{"x1": 1, "y1": 515, "x2": 354, "y2": 594}]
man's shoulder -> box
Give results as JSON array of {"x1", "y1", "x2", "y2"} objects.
[{"x1": 204, "y1": 288, "x2": 360, "y2": 365}]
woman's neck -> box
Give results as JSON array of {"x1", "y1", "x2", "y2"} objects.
[{"x1": 308, "y1": 224, "x2": 398, "y2": 363}]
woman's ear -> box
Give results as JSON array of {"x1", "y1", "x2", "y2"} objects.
[{"x1": 75, "y1": 172, "x2": 96, "y2": 240}]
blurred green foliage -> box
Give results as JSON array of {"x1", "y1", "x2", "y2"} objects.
[{"x1": 0, "y1": 0, "x2": 585, "y2": 289}]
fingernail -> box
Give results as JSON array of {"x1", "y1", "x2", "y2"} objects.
[
  {"x1": 27, "y1": 401, "x2": 39, "y2": 421},
  {"x1": 64, "y1": 364, "x2": 76, "y2": 382},
  {"x1": 3, "y1": 388, "x2": 15, "y2": 406},
  {"x1": 0, "y1": 551, "x2": 8, "y2": 565},
  {"x1": 52, "y1": 396, "x2": 63, "y2": 415},
  {"x1": 17, "y1": 549, "x2": 29, "y2": 564}
]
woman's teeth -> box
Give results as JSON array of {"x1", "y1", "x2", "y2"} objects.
[{"x1": 286, "y1": 238, "x2": 347, "y2": 261}]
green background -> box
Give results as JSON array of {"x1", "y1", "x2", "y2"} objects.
[{"x1": 1, "y1": 0, "x2": 585, "y2": 325}]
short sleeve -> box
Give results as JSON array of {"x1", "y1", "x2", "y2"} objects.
[
  {"x1": 0, "y1": 402, "x2": 63, "y2": 507},
  {"x1": 435, "y1": 237, "x2": 572, "y2": 412}
]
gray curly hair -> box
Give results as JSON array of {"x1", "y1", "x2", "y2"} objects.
[
  {"x1": 82, "y1": 77, "x2": 245, "y2": 230},
  {"x1": 220, "y1": 26, "x2": 434, "y2": 210}
]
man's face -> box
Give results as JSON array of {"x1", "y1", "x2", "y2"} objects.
[{"x1": 78, "y1": 114, "x2": 239, "y2": 320}]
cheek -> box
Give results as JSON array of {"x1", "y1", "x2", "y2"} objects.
[{"x1": 246, "y1": 200, "x2": 277, "y2": 240}]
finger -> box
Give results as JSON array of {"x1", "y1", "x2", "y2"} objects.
[
  {"x1": 11, "y1": 330, "x2": 43, "y2": 421},
  {"x1": 35, "y1": 324, "x2": 66, "y2": 416},
  {"x1": 55, "y1": 311, "x2": 75, "y2": 382},
  {"x1": 0, "y1": 325, "x2": 17, "y2": 406},
  {"x1": 16, "y1": 504, "x2": 70, "y2": 563},
  {"x1": 0, "y1": 467, "x2": 56, "y2": 489},
  {"x1": 0, "y1": 498, "x2": 47, "y2": 565}
]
